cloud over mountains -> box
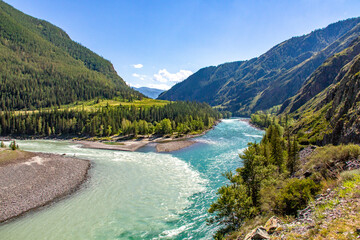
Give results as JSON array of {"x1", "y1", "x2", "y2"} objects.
[{"x1": 131, "y1": 68, "x2": 193, "y2": 90}]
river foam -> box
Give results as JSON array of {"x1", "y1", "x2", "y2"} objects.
[{"x1": 0, "y1": 119, "x2": 264, "y2": 239}]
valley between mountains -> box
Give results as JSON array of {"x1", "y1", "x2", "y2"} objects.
[{"x1": 1, "y1": 1, "x2": 360, "y2": 239}]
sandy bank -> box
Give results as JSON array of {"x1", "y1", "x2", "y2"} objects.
[
  {"x1": 76, "y1": 138, "x2": 196, "y2": 153},
  {"x1": 76, "y1": 139, "x2": 150, "y2": 152},
  {"x1": 0, "y1": 151, "x2": 90, "y2": 223},
  {"x1": 156, "y1": 140, "x2": 196, "y2": 152}
]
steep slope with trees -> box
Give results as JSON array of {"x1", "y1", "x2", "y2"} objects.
[
  {"x1": 158, "y1": 17, "x2": 360, "y2": 116},
  {"x1": 0, "y1": 1, "x2": 141, "y2": 111}
]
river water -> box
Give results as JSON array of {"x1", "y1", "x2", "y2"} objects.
[{"x1": 0, "y1": 119, "x2": 263, "y2": 240}]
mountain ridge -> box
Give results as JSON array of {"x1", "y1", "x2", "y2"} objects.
[{"x1": 158, "y1": 17, "x2": 360, "y2": 116}]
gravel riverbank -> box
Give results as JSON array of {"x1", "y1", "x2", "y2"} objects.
[
  {"x1": 156, "y1": 140, "x2": 196, "y2": 152},
  {"x1": 0, "y1": 152, "x2": 90, "y2": 223}
]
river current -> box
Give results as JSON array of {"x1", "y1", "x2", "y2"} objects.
[{"x1": 0, "y1": 119, "x2": 263, "y2": 239}]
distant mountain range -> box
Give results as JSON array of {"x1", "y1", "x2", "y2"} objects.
[
  {"x1": 158, "y1": 17, "x2": 360, "y2": 116},
  {"x1": 0, "y1": 1, "x2": 141, "y2": 110},
  {"x1": 133, "y1": 87, "x2": 164, "y2": 99}
]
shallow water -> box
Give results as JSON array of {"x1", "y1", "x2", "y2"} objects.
[{"x1": 0, "y1": 119, "x2": 263, "y2": 239}]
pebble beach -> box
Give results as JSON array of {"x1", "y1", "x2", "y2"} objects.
[{"x1": 0, "y1": 152, "x2": 90, "y2": 223}]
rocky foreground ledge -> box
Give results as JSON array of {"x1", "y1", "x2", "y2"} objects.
[{"x1": 0, "y1": 150, "x2": 90, "y2": 223}]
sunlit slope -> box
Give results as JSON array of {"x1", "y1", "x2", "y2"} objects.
[
  {"x1": 0, "y1": 1, "x2": 142, "y2": 111},
  {"x1": 159, "y1": 17, "x2": 360, "y2": 116}
]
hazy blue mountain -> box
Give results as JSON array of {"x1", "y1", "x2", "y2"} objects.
[
  {"x1": 133, "y1": 87, "x2": 164, "y2": 99},
  {"x1": 158, "y1": 17, "x2": 360, "y2": 116}
]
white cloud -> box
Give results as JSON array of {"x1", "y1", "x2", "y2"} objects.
[
  {"x1": 147, "y1": 83, "x2": 171, "y2": 90},
  {"x1": 153, "y1": 69, "x2": 192, "y2": 83},
  {"x1": 132, "y1": 73, "x2": 148, "y2": 81},
  {"x1": 129, "y1": 83, "x2": 141, "y2": 88},
  {"x1": 132, "y1": 64, "x2": 143, "y2": 69}
]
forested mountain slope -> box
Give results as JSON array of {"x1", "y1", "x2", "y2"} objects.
[
  {"x1": 158, "y1": 17, "x2": 360, "y2": 116},
  {"x1": 286, "y1": 37, "x2": 360, "y2": 145},
  {"x1": 0, "y1": 1, "x2": 141, "y2": 110}
]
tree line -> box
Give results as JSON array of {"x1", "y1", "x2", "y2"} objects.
[
  {"x1": 0, "y1": 101, "x2": 230, "y2": 137},
  {"x1": 208, "y1": 120, "x2": 321, "y2": 239}
]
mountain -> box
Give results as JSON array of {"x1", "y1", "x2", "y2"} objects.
[
  {"x1": 285, "y1": 37, "x2": 360, "y2": 145},
  {"x1": 0, "y1": 1, "x2": 141, "y2": 110},
  {"x1": 133, "y1": 87, "x2": 164, "y2": 99},
  {"x1": 158, "y1": 17, "x2": 360, "y2": 116}
]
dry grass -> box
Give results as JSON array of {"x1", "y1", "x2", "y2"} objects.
[
  {"x1": 12, "y1": 98, "x2": 170, "y2": 116},
  {"x1": 0, "y1": 150, "x2": 35, "y2": 166},
  {"x1": 14, "y1": 98, "x2": 169, "y2": 115}
]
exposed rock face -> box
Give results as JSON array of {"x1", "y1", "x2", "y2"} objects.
[
  {"x1": 322, "y1": 54, "x2": 360, "y2": 144},
  {"x1": 285, "y1": 36, "x2": 360, "y2": 145},
  {"x1": 264, "y1": 216, "x2": 282, "y2": 234},
  {"x1": 281, "y1": 36, "x2": 360, "y2": 114},
  {"x1": 243, "y1": 227, "x2": 270, "y2": 240}
]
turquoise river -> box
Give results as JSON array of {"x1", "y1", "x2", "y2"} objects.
[{"x1": 0, "y1": 119, "x2": 263, "y2": 239}]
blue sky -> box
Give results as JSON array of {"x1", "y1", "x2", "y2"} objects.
[{"x1": 5, "y1": 0, "x2": 360, "y2": 90}]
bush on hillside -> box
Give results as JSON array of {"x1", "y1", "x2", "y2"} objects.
[
  {"x1": 306, "y1": 144, "x2": 360, "y2": 179},
  {"x1": 275, "y1": 178, "x2": 321, "y2": 215}
]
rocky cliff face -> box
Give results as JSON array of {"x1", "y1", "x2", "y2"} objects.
[
  {"x1": 322, "y1": 54, "x2": 360, "y2": 144},
  {"x1": 281, "y1": 36, "x2": 360, "y2": 114},
  {"x1": 288, "y1": 39, "x2": 360, "y2": 145}
]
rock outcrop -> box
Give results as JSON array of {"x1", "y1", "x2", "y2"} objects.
[{"x1": 243, "y1": 227, "x2": 270, "y2": 240}]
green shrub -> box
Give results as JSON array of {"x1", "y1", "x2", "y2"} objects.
[
  {"x1": 0, "y1": 141, "x2": 5, "y2": 148},
  {"x1": 340, "y1": 169, "x2": 360, "y2": 182},
  {"x1": 298, "y1": 137, "x2": 309, "y2": 145},
  {"x1": 276, "y1": 178, "x2": 321, "y2": 215},
  {"x1": 310, "y1": 144, "x2": 360, "y2": 163},
  {"x1": 9, "y1": 141, "x2": 19, "y2": 150},
  {"x1": 306, "y1": 144, "x2": 360, "y2": 179}
]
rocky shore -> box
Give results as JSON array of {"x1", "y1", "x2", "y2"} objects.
[{"x1": 0, "y1": 151, "x2": 90, "y2": 223}]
